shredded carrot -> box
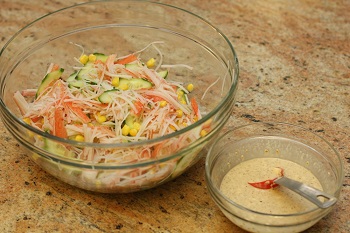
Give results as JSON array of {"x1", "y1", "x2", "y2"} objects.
[
  {"x1": 131, "y1": 100, "x2": 143, "y2": 116},
  {"x1": 13, "y1": 42, "x2": 205, "y2": 189},
  {"x1": 30, "y1": 116, "x2": 42, "y2": 123},
  {"x1": 115, "y1": 54, "x2": 137, "y2": 65},
  {"x1": 191, "y1": 97, "x2": 199, "y2": 116},
  {"x1": 52, "y1": 64, "x2": 60, "y2": 72},
  {"x1": 145, "y1": 95, "x2": 164, "y2": 102},
  {"x1": 151, "y1": 144, "x2": 163, "y2": 158},
  {"x1": 64, "y1": 101, "x2": 91, "y2": 123},
  {"x1": 54, "y1": 108, "x2": 67, "y2": 138}
]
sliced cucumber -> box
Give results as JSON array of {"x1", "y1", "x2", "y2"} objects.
[
  {"x1": 67, "y1": 71, "x2": 85, "y2": 88},
  {"x1": 98, "y1": 78, "x2": 151, "y2": 103},
  {"x1": 157, "y1": 70, "x2": 168, "y2": 79},
  {"x1": 67, "y1": 71, "x2": 78, "y2": 82},
  {"x1": 94, "y1": 53, "x2": 109, "y2": 62},
  {"x1": 44, "y1": 138, "x2": 75, "y2": 158},
  {"x1": 125, "y1": 114, "x2": 136, "y2": 128},
  {"x1": 125, "y1": 63, "x2": 143, "y2": 71},
  {"x1": 68, "y1": 80, "x2": 85, "y2": 88},
  {"x1": 36, "y1": 68, "x2": 64, "y2": 98},
  {"x1": 118, "y1": 78, "x2": 152, "y2": 90},
  {"x1": 98, "y1": 89, "x2": 119, "y2": 103},
  {"x1": 177, "y1": 89, "x2": 188, "y2": 104},
  {"x1": 77, "y1": 53, "x2": 108, "y2": 80},
  {"x1": 77, "y1": 65, "x2": 94, "y2": 81},
  {"x1": 171, "y1": 146, "x2": 203, "y2": 178}
]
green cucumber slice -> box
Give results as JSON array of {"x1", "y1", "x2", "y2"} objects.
[
  {"x1": 68, "y1": 80, "x2": 85, "y2": 88},
  {"x1": 98, "y1": 78, "x2": 152, "y2": 103},
  {"x1": 77, "y1": 53, "x2": 108, "y2": 80},
  {"x1": 36, "y1": 68, "x2": 64, "y2": 98},
  {"x1": 125, "y1": 63, "x2": 143, "y2": 71},
  {"x1": 44, "y1": 138, "x2": 75, "y2": 158},
  {"x1": 171, "y1": 146, "x2": 203, "y2": 178},
  {"x1": 67, "y1": 71, "x2": 78, "y2": 82},
  {"x1": 177, "y1": 88, "x2": 188, "y2": 104},
  {"x1": 118, "y1": 78, "x2": 152, "y2": 90},
  {"x1": 98, "y1": 89, "x2": 119, "y2": 103},
  {"x1": 157, "y1": 70, "x2": 168, "y2": 79},
  {"x1": 125, "y1": 114, "x2": 136, "y2": 128}
]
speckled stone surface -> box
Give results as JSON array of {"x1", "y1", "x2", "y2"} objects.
[{"x1": 0, "y1": 0, "x2": 349, "y2": 232}]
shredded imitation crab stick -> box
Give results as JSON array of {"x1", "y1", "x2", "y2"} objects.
[{"x1": 14, "y1": 42, "x2": 210, "y2": 168}]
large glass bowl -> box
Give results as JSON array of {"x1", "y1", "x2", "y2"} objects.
[
  {"x1": 206, "y1": 122, "x2": 343, "y2": 232},
  {"x1": 0, "y1": 1, "x2": 239, "y2": 193}
]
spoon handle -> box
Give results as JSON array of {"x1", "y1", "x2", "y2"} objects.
[{"x1": 274, "y1": 176, "x2": 337, "y2": 209}]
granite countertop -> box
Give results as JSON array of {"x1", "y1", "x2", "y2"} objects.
[{"x1": 0, "y1": 0, "x2": 349, "y2": 232}]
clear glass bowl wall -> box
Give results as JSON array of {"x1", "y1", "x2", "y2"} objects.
[
  {"x1": 0, "y1": 1, "x2": 239, "y2": 192},
  {"x1": 205, "y1": 123, "x2": 343, "y2": 233}
]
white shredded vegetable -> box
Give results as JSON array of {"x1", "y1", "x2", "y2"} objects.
[{"x1": 14, "y1": 42, "x2": 210, "y2": 190}]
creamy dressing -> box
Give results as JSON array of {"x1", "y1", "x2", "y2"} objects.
[{"x1": 220, "y1": 157, "x2": 322, "y2": 214}]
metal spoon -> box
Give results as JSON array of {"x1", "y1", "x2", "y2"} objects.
[{"x1": 274, "y1": 176, "x2": 337, "y2": 209}]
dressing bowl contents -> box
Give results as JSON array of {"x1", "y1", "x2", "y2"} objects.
[
  {"x1": 205, "y1": 122, "x2": 343, "y2": 233},
  {"x1": 220, "y1": 157, "x2": 323, "y2": 214}
]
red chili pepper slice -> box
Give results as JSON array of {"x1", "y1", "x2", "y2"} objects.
[{"x1": 248, "y1": 167, "x2": 284, "y2": 189}]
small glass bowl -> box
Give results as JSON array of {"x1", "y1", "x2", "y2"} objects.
[
  {"x1": 205, "y1": 122, "x2": 343, "y2": 233},
  {"x1": 0, "y1": 1, "x2": 239, "y2": 193}
]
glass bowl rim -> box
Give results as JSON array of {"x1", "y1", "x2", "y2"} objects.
[{"x1": 0, "y1": 0, "x2": 239, "y2": 149}]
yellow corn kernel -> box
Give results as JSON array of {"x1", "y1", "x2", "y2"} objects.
[
  {"x1": 23, "y1": 118, "x2": 31, "y2": 124},
  {"x1": 88, "y1": 54, "x2": 96, "y2": 62},
  {"x1": 129, "y1": 128, "x2": 138, "y2": 137},
  {"x1": 95, "y1": 180, "x2": 102, "y2": 188},
  {"x1": 169, "y1": 125, "x2": 177, "y2": 131},
  {"x1": 203, "y1": 118, "x2": 212, "y2": 128},
  {"x1": 187, "y1": 83, "x2": 194, "y2": 92},
  {"x1": 159, "y1": 101, "x2": 167, "y2": 107},
  {"x1": 88, "y1": 123, "x2": 94, "y2": 127},
  {"x1": 149, "y1": 167, "x2": 156, "y2": 175},
  {"x1": 31, "y1": 152, "x2": 40, "y2": 161},
  {"x1": 27, "y1": 131, "x2": 35, "y2": 139},
  {"x1": 133, "y1": 122, "x2": 141, "y2": 131},
  {"x1": 119, "y1": 83, "x2": 129, "y2": 90},
  {"x1": 122, "y1": 125, "x2": 130, "y2": 136},
  {"x1": 146, "y1": 58, "x2": 156, "y2": 68},
  {"x1": 111, "y1": 77, "x2": 120, "y2": 87},
  {"x1": 75, "y1": 134, "x2": 85, "y2": 142},
  {"x1": 180, "y1": 100, "x2": 187, "y2": 105},
  {"x1": 97, "y1": 115, "x2": 107, "y2": 123},
  {"x1": 176, "y1": 109, "x2": 183, "y2": 118},
  {"x1": 79, "y1": 54, "x2": 89, "y2": 64},
  {"x1": 177, "y1": 90, "x2": 184, "y2": 97},
  {"x1": 200, "y1": 129, "x2": 208, "y2": 137}
]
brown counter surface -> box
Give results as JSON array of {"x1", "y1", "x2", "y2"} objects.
[{"x1": 0, "y1": 0, "x2": 349, "y2": 232}]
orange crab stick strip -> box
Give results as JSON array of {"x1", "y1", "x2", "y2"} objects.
[
  {"x1": 190, "y1": 97, "x2": 199, "y2": 116},
  {"x1": 54, "y1": 108, "x2": 67, "y2": 138},
  {"x1": 64, "y1": 101, "x2": 91, "y2": 123},
  {"x1": 51, "y1": 64, "x2": 60, "y2": 72},
  {"x1": 133, "y1": 100, "x2": 144, "y2": 116},
  {"x1": 115, "y1": 54, "x2": 138, "y2": 65}
]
